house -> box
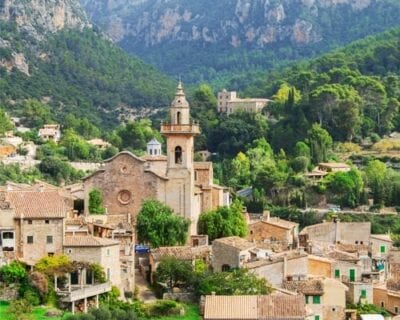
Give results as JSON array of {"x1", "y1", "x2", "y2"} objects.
[
  {"x1": 245, "y1": 251, "x2": 308, "y2": 288},
  {"x1": 217, "y1": 89, "x2": 272, "y2": 114},
  {"x1": 87, "y1": 139, "x2": 111, "y2": 150},
  {"x1": 38, "y1": 124, "x2": 61, "y2": 142},
  {"x1": 317, "y1": 163, "x2": 351, "y2": 173},
  {"x1": 5, "y1": 189, "x2": 73, "y2": 265},
  {"x1": 83, "y1": 83, "x2": 229, "y2": 236},
  {"x1": 63, "y1": 235, "x2": 121, "y2": 291},
  {"x1": 370, "y1": 234, "x2": 392, "y2": 258},
  {"x1": 300, "y1": 220, "x2": 371, "y2": 246},
  {"x1": 374, "y1": 280, "x2": 400, "y2": 315},
  {"x1": 248, "y1": 212, "x2": 299, "y2": 249},
  {"x1": 211, "y1": 236, "x2": 257, "y2": 272},
  {"x1": 203, "y1": 294, "x2": 308, "y2": 320},
  {"x1": 283, "y1": 278, "x2": 348, "y2": 320}
]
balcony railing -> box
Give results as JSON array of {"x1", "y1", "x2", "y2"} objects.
[
  {"x1": 160, "y1": 123, "x2": 200, "y2": 134},
  {"x1": 59, "y1": 282, "x2": 112, "y2": 302}
]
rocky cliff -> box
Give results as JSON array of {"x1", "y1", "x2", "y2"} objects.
[
  {"x1": 0, "y1": 0, "x2": 90, "y2": 39},
  {"x1": 80, "y1": 0, "x2": 400, "y2": 83}
]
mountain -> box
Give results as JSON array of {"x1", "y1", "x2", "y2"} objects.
[
  {"x1": 80, "y1": 0, "x2": 400, "y2": 86},
  {"x1": 0, "y1": 0, "x2": 174, "y2": 128}
]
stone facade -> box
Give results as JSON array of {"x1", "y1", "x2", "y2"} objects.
[
  {"x1": 346, "y1": 281, "x2": 373, "y2": 305},
  {"x1": 16, "y1": 217, "x2": 64, "y2": 264},
  {"x1": 83, "y1": 83, "x2": 228, "y2": 236},
  {"x1": 217, "y1": 90, "x2": 271, "y2": 114},
  {"x1": 373, "y1": 285, "x2": 400, "y2": 315}
]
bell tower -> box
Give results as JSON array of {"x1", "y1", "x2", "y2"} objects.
[{"x1": 161, "y1": 82, "x2": 200, "y2": 228}]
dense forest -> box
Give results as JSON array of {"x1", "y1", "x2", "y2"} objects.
[{"x1": 0, "y1": 22, "x2": 174, "y2": 128}]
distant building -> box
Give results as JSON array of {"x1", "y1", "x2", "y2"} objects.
[
  {"x1": 87, "y1": 139, "x2": 111, "y2": 150},
  {"x1": 38, "y1": 124, "x2": 61, "y2": 142},
  {"x1": 217, "y1": 89, "x2": 271, "y2": 114}
]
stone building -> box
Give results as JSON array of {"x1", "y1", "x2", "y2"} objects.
[
  {"x1": 63, "y1": 235, "x2": 121, "y2": 291},
  {"x1": 283, "y1": 278, "x2": 348, "y2": 320},
  {"x1": 248, "y1": 212, "x2": 299, "y2": 249},
  {"x1": 38, "y1": 124, "x2": 61, "y2": 142},
  {"x1": 374, "y1": 281, "x2": 400, "y2": 315},
  {"x1": 217, "y1": 89, "x2": 271, "y2": 114},
  {"x1": 83, "y1": 83, "x2": 229, "y2": 236},
  {"x1": 211, "y1": 236, "x2": 257, "y2": 272}
]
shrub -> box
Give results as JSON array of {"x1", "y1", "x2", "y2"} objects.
[
  {"x1": 147, "y1": 300, "x2": 180, "y2": 317},
  {"x1": 0, "y1": 261, "x2": 27, "y2": 284},
  {"x1": 7, "y1": 299, "x2": 32, "y2": 320},
  {"x1": 89, "y1": 188, "x2": 106, "y2": 214},
  {"x1": 23, "y1": 288, "x2": 40, "y2": 306}
]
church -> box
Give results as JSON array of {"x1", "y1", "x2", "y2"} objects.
[{"x1": 83, "y1": 83, "x2": 229, "y2": 235}]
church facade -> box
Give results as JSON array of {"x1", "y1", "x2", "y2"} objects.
[{"x1": 83, "y1": 83, "x2": 229, "y2": 235}]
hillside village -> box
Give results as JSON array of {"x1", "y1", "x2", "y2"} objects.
[{"x1": 0, "y1": 84, "x2": 399, "y2": 320}]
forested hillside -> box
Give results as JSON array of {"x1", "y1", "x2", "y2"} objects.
[
  {"x1": 81, "y1": 0, "x2": 400, "y2": 86},
  {"x1": 0, "y1": 1, "x2": 174, "y2": 128}
]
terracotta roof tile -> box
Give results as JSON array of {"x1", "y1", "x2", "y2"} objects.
[
  {"x1": 283, "y1": 279, "x2": 324, "y2": 295},
  {"x1": 64, "y1": 236, "x2": 119, "y2": 247},
  {"x1": 151, "y1": 245, "x2": 210, "y2": 261},
  {"x1": 260, "y1": 217, "x2": 299, "y2": 229},
  {"x1": 204, "y1": 295, "x2": 258, "y2": 320},
  {"x1": 6, "y1": 190, "x2": 70, "y2": 218},
  {"x1": 213, "y1": 236, "x2": 256, "y2": 251},
  {"x1": 204, "y1": 295, "x2": 306, "y2": 320}
]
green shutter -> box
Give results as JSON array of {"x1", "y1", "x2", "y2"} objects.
[
  {"x1": 315, "y1": 315, "x2": 320, "y2": 320},
  {"x1": 361, "y1": 289, "x2": 367, "y2": 298},
  {"x1": 380, "y1": 245, "x2": 386, "y2": 253},
  {"x1": 349, "y1": 269, "x2": 356, "y2": 282},
  {"x1": 335, "y1": 269, "x2": 340, "y2": 278},
  {"x1": 313, "y1": 295, "x2": 321, "y2": 304}
]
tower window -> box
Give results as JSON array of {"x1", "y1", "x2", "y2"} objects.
[
  {"x1": 177, "y1": 112, "x2": 181, "y2": 125},
  {"x1": 175, "y1": 146, "x2": 182, "y2": 164}
]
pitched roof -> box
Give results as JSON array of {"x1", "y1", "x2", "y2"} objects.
[
  {"x1": 213, "y1": 236, "x2": 256, "y2": 251},
  {"x1": 204, "y1": 295, "x2": 306, "y2": 320},
  {"x1": 64, "y1": 236, "x2": 120, "y2": 247},
  {"x1": 151, "y1": 245, "x2": 210, "y2": 261},
  {"x1": 7, "y1": 190, "x2": 69, "y2": 218},
  {"x1": 204, "y1": 295, "x2": 258, "y2": 320},
  {"x1": 327, "y1": 250, "x2": 359, "y2": 262},
  {"x1": 260, "y1": 217, "x2": 299, "y2": 230},
  {"x1": 283, "y1": 279, "x2": 324, "y2": 295},
  {"x1": 370, "y1": 234, "x2": 392, "y2": 242},
  {"x1": 258, "y1": 295, "x2": 307, "y2": 319}
]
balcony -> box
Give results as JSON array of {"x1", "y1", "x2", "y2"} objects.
[
  {"x1": 58, "y1": 282, "x2": 112, "y2": 302},
  {"x1": 160, "y1": 122, "x2": 200, "y2": 135}
]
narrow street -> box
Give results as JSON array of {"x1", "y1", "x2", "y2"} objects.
[{"x1": 134, "y1": 269, "x2": 157, "y2": 303}]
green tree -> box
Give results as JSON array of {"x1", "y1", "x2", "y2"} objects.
[
  {"x1": 136, "y1": 199, "x2": 190, "y2": 248},
  {"x1": 154, "y1": 256, "x2": 194, "y2": 291},
  {"x1": 365, "y1": 160, "x2": 387, "y2": 205},
  {"x1": 198, "y1": 200, "x2": 247, "y2": 241},
  {"x1": 195, "y1": 268, "x2": 271, "y2": 296},
  {"x1": 60, "y1": 129, "x2": 91, "y2": 161},
  {"x1": 327, "y1": 169, "x2": 364, "y2": 208},
  {"x1": 21, "y1": 99, "x2": 52, "y2": 129},
  {"x1": 89, "y1": 188, "x2": 106, "y2": 214},
  {"x1": 307, "y1": 123, "x2": 333, "y2": 164},
  {"x1": 0, "y1": 107, "x2": 13, "y2": 136},
  {"x1": 0, "y1": 261, "x2": 27, "y2": 284},
  {"x1": 227, "y1": 152, "x2": 251, "y2": 189}
]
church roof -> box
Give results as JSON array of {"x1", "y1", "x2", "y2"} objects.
[{"x1": 147, "y1": 138, "x2": 161, "y2": 146}]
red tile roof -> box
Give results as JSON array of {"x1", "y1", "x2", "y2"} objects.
[
  {"x1": 7, "y1": 190, "x2": 70, "y2": 218},
  {"x1": 64, "y1": 236, "x2": 120, "y2": 247}
]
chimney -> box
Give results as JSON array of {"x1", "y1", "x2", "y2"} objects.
[{"x1": 263, "y1": 210, "x2": 270, "y2": 221}]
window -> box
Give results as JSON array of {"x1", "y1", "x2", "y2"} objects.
[
  {"x1": 45, "y1": 220, "x2": 50, "y2": 224},
  {"x1": 305, "y1": 295, "x2": 309, "y2": 304},
  {"x1": 28, "y1": 220, "x2": 32, "y2": 225},
  {"x1": 360, "y1": 241, "x2": 363, "y2": 245},
  {"x1": 194, "y1": 171, "x2": 198, "y2": 181},
  {"x1": 313, "y1": 295, "x2": 321, "y2": 304},
  {"x1": 355, "y1": 241, "x2": 358, "y2": 244},
  {"x1": 315, "y1": 315, "x2": 320, "y2": 320},
  {"x1": 2, "y1": 232, "x2": 14, "y2": 239},
  {"x1": 222, "y1": 264, "x2": 231, "y2": 272},
  {"x1": 381, "y1": 301, "x2": 385, "y2": 308},
  {"x1": 177, "y1": 111, "x2": 181, "y2": 124},
  {"x1": 349, "y1": 269, "x2": 356, "y2": 282},
  {"x1": 48, "y1": 252, "x2": 54, "y2": 257},
  {"x1": 46, "y1": 236, "x2": 53, "y2": 244},
  {"x1": 361, "y1": 289, "x2": 367, "y2": 298},
  {"x1": 380, "y1": 245, "x2": 386, "y2": 253},
  {"x1": 175, "y1": 146, "x2": 182, "y2": 164},
  {"x1": 150, "y1": 149, "x2": 153, "y2": 155},
  {"x1": 67, "y1": 249, "x2": 73, "y2": 254},
  {"x1": 335, "y1": 269, "x2": 340, "y2": 278},
  {"x1": 395, "y1": 306, "x2": 399, "y2": 314},
  {"x1": 27, "y1": 236, "x2": 33, "y2": 244}
]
